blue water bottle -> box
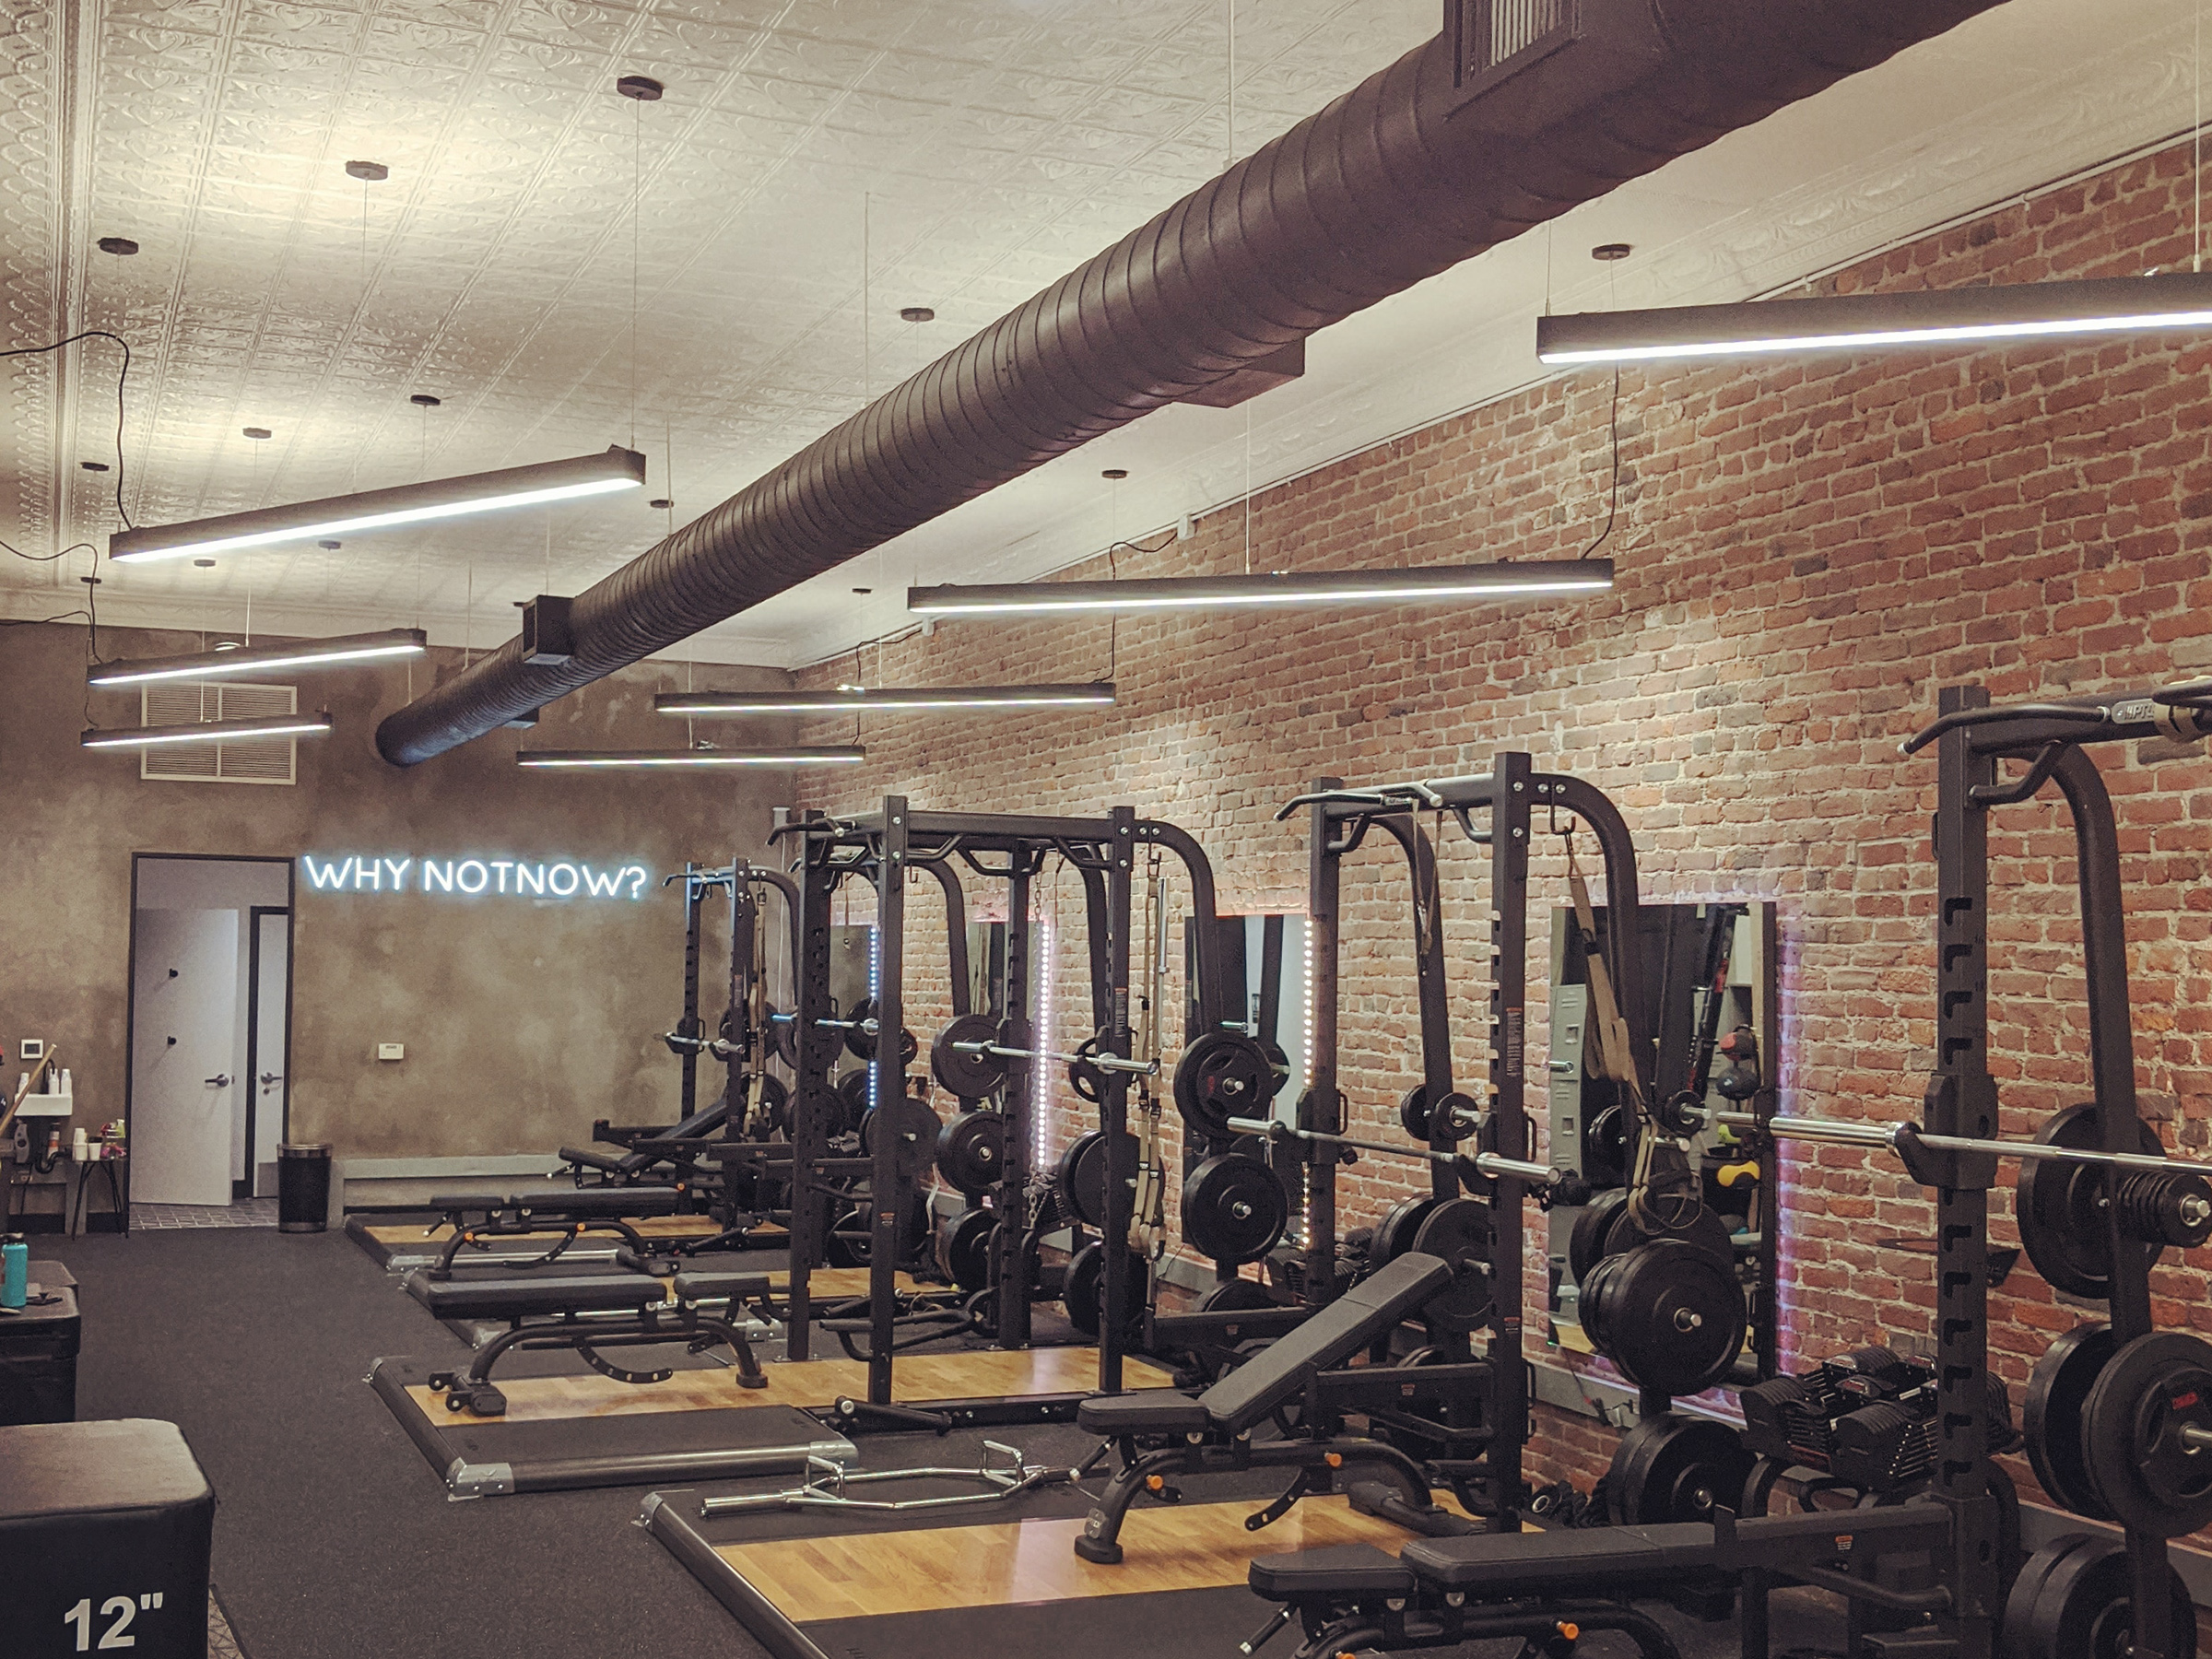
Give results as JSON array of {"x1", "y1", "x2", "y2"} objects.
[{"x1": 1, "y1": 1237, "x2": 27, "y2": 1309}]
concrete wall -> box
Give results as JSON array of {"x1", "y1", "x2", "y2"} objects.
[{"x1": 0, "y1": 618, "x2": 795, "y2": 1218}]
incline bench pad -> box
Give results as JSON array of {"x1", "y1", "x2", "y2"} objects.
[
  {"x1": 1077, "y1": 1250, "x2": 1454, "y2": 1438},
  {"x1": 406, "y1": 1270, "x2": 672, "y2": 1320},
  {"x1": 1399, "y1": 1523, "x2": 1719, "y2": 1589},
  {"x1": 670, "y1": 1271, "x2": 771, "y2": 1302}
]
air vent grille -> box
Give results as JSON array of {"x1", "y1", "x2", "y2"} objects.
[{"x1": 141, "y1": 682, "x2": 300, "y2": 785}]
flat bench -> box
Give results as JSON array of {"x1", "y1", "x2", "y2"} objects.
[
  {"x1": 1072, "y1": 1252, "x2": 1472, "y2": 1564},
  {"x1": 405, "y1": 1267, "x2": 771, "y2": 1415},
  {"x1": 418, "y1": 1188, "x2": 690, "y2": 1278}
]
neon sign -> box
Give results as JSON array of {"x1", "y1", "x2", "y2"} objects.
[{"x1": 300, "y1": 855, "x2": 650, "y2": 900}]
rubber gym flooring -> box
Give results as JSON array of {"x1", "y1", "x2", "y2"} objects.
[{"x1": 41, "y1": 1225, "x2": 1860, "y2": 1659}]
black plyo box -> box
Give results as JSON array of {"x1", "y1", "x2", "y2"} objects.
[
  {"x1": 0, "y1": 1277, "x2": 80, "y2": 1424},
  {"x1": 0, "y1": 1418, "x2": 215, "y2": 1658}
]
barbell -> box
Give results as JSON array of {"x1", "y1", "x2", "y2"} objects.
[
  {"x1": 1223, "y1": 1115, "x2": 1561, "y2": 1189},
  {"x1": 929, "y1": 1012, "x2": 1156, "y2": 1101},
  {"x1": 1688, "y1": 1103, "x2": 2212, "y2": 1183}
]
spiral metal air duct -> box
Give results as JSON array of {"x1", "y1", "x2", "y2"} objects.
[{"x1": 379, "y1": 0, "x2": 2006, "y2": 764}]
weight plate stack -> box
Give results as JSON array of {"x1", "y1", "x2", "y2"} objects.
[
  {"x1": 2017, "y1": 1103, "x2": 2168, "y2": 1299},
  {"x1": 860, "y1": 1094, "x2": 943, "y2": 1187},
  {"x1": 1195, "y1": 1277, "x2": 1277, "y2": 1314},
  {"x1": 930, "y1": 1013, "x2": 1004, "y2": 1099},
  {"x1": 1581, "y1": 1238, "x2": 1747, "y2": 1398},
  {"x1": 1372, "y1": 1195, "x2": 1442, "y2": 1266},
  {"x1": 1062, "y1": 1241, "x2": 1147, "y2": 1340},
  {"x1": 1410, "y1": 1196, "x2": 1495, "y2": 1333},
  {"x1": 937, "y1": 1207, "x2": 998, "y2": 1291},
  {"x1": 2079, "y1": 1330, "x2": 2212, "y2": 1537},
  {"x1": 1182, "y1": 1153, "x2": 1288, "y2": 1266},
  {"x1": 1605, "y1": 1413, "x2": 1756, "y2": 1526},
  {"x1": 936, "y1": 1110, "x2": 1006, "y2": 1197},
  {"x1": 1056, "y1": 1130, "x2": 1107, "y2": 1230},
  {"x1": 2025, "y1": 1322, "x2": 2119, "y2": 1522},
  {"x1": 830, "y1": 1070, "x2": 872, "y2": 1136},
  {"x1": 1172, "y1": 1031, "x2": 1276, "y2": 1141},
  {"x1": 2001, "y1": 1533, "x2": 2195, "y2": 1659}
]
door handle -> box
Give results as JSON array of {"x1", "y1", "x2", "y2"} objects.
[
  {"x1": 260, "y1": 1072, "x2": 283, "y2": 1087},
  {"x1": 205, "y1": 1074, "x2": 231, "y2": 1088}
]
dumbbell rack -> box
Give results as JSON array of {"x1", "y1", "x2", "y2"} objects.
[
  {"x1": 778, "y1": 800, "x2": 1238, "y2": 1413},
  {"x1": 1286, "y1": 753, "x2": 1656, "y2": 1524}
]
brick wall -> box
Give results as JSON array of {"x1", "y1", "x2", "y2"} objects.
[{"x1": 796, "y1": 141, "x2": 2212, "y2": 1519}]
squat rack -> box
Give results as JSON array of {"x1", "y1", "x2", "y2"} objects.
[
  {"x1": 778, "y1": 801, "x2": 1234, "y2": 1409},
  {"x1": 1281, "y1": 754, "x2": 1653, "y2": 1528}
]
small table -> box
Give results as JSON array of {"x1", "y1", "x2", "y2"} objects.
[{"x1": 66, "y1": 1158, "x2": 126, "y2": 1236}]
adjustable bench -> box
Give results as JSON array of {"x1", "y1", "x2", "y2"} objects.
[
  {"x1": 1242, "y1": 1499, "x2": 1959, "y2": 1659},
  {"x1": 420, "y1": 1186, "x2": 688, "y2": 1279},
  {"x1": 559, "y1": 1093, "x2": 734, "y2": 1183},
  {"x1": 406, "y1": 1267, "x2": 771, "y2": 1417},
  {"x1": 1072, "y1": 1251, "x2": 1488, "y2": 1563}
]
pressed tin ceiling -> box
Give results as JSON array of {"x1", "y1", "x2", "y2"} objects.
[{"x1": 1, "y1": 0, "x2": 2207, "y2": 669}]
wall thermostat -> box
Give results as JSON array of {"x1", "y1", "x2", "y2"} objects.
[
  {"x1": 19, "y1": 1039, "x2": 44, "y2": 1061},
  {"x1": 376, "y1": 1042, "x2": 405, "y2": 1062}
]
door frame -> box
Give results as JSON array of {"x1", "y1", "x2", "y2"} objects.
[
  {"x1": 125, "y1": 853, "x2": 298, "y2": 1213},
  {"x1": 240, "y1": 904, "x2": 294, "y2": 1199}
]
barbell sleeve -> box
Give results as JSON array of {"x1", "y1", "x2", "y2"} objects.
[{"x1": 1696, "y1": 1107, "x2": 2212, "y2": 1182}]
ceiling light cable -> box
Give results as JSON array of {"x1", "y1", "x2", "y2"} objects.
[{"x1": 631, "y1": 90, "x2": 641, "y2": 450}]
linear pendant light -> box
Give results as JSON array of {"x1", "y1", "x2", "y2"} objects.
[
  {"x1": 653, "y1": 683, "x2": 1116, "y2": 714},
  {"x1": 87, "y1": 629, "x2": 428, "y2": 688},
  {"x1": 81, "y1": 712, "x2": 335, "y2": 750},
  {"x1": 108, "y1": 446, "x2": 647, "y2": 564},
  {"x1": 908, "y1": 560, "x2": 1611, "y2": 615},
  {"x1": 1535, "y1": 273, "x2": 2212, "y2": 366},
  {"x1": 516, "y1": 747, "x2": 866, "y2": 770}
]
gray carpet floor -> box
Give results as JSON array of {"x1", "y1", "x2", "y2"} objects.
[{"x1": 39, "y1": 1226, "x2": 1865, "y2": 1659}]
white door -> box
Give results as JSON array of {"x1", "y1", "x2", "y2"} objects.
[
  {"x1": 132, "y1": 909, "x2": 241, "y2": 1206},
  {"x1": 249, "y1": 911, "x2": 290, "y2": 1197}
]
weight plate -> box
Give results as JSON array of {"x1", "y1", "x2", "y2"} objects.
[
  {"x1": 1195, "y1": 1277, "x2": 1277, "y2": 1314},
  {"x1": 2001, "y1": 1534, "x2": 2101, "y2": 1659},
  {"x1": 763, "y1": 1003, "x2": 797, "y2": 1066},
  {"x1": 1062, "y1": 1241, "x2": 1146, "y2": 1340},
  {"x1": 1068, "y1": 1036, "x2": 1110, "y2": 1106},
  {"x1": 1173, "y1": 1030, "x2": 1276, "y2": 1141},
  {"x1": 937, "y1": 1207, "x2": 999, "y2": 1291},
  {"x1": 1057, "y1": 1130, "x2": 1106, "y2": 1229},
  {"x1": 1398, "y1": 1085, "x2": 1430, "y2": 1142},
  {"x1": 1410, "y1": 1196, "x2": 1495, "y2": 1333},
  {"x1": 2025, "y1": 1322, "x2": 2118, "y2": 1522},
  {"x1": 2018, "y1": 1103, "x2": 2167, "y2": 1300},
  {"x1": 842, "y1": 997, "x2": 878, "y2": 1062},
  {"x1": 748, "y1": 1072, "x2": 791, "y2": 1139},
  {"x1": 1182, "y1": 1153, "x2": 1288, "y2": 1266},
  {"x1": 1586, "y1": 1104, "x2": 1630, "y2": 1177},
  {"x1": 2080, "y1": 1330, "x2": 2212, "y2": 1537},
  {"x1": 930, "y1": 1013, "x2": 1005, "y2": 1100},
  {"x1": 1427, "y1": 1091, "x2": 1482, "y2": 1146},
  {"x1": 1568, "y1": 1188, "x2": 1630, "y2": 1284},
  {"x1": 1583, "y1": 1239, "x2": 1747, "y2": 1398},
  {"x1": 2010, "y1": 1533, "x2": 2195, "y2": 1659},
  {"x1": 832, "y1": 1069, "x2": 873, "y2": 1135},
  {"x1": 1606, "y1": 1413, "x2": 1755, "y2": 1526},
  {"x1": 1373, "y1": 1195, "x2": 1442, "y2": 1266},
  {"x1": 860, "y1": 1094, "x2": 942, "y2": 1188},
  {"x1": 935, "y1": 1110, "x2": 1006, "y2": 1198}
]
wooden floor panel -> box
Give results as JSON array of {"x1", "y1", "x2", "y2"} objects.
[
  {"x1": 409, "y1": 1344, "x2": 1171, "y2": 1423},
  {"x1": 718, "y1": 1496, "x2": 1410, "y2": 1621}
]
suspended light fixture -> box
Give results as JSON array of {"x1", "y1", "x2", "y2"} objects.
[
  {"x1": 1535, "y1": 273, "x2": 2212, "y2": 366},
  {"x1": 81, "y1": 712, "x2": 334, "y2": 750},
  {"x1": 654, "y1": 683, "x2": 1116, "y2": 714},
  {"x1": 909, "y1": 560, "x2": 1611, "y2": 616},
  {"x1": 108, "y1": 447, "x2": 647, "y2": 565},
  {"x1": 516, "y1": 746, "x2": 865, "y2": 770},
  {"x1": 87, "y1": 628, "x2": 427, "y2": 688}
]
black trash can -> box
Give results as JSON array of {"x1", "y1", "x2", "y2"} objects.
[
  {"x1": 0, "y1": 1277, "x2": 77, "y2": 1424},
  {"x1": 277, "y1": 1142, "x2": 331, "y2": 1233}
]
